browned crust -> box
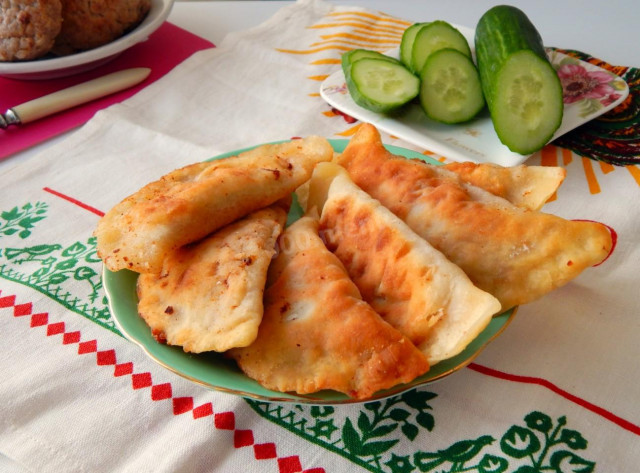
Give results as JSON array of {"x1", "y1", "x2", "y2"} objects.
[{"x1": 336, "y1": 124, "x2": 612, "y2": 309}]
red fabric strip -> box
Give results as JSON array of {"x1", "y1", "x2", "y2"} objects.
[
  {"x1": 468, "y1": 362, "x2": 640, "y2": 436},
  {"x1": 43, "y1": 187, "x2": 105, "y2": 216}
]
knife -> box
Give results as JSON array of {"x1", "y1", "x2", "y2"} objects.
[{"x1": 0, "y1": 67, "x2": 151, "y2": 129}]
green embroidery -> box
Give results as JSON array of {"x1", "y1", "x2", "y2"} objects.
[
  {"x1": 414, "y1": 435, "x2": 496, "y2": 472},
  {"x1": 248, "y1": 399, "x2": 594, "y2": 473},
  {"x1": 247, "y1": 390, "x2": 436, "y2": 472},
  {"x1": 501, "y1": 412, "x2": 594, "y2": 473},
  {"x1": 0, "y1": 200, "x2": 116, "y2": 334},
  {"x1": 0, "y1": 202, "x2": 48, "y2": 239}
]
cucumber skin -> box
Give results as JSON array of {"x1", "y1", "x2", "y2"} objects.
[
  {"x1": 346, "y1": 58, "x2": 419, "y2": 113},
  {"x1": 400, "y1": 22, "x2": 429, "y2": 72},
  {"x1": 475, "y1": 6, "x2": 548, "y2": 79},
  {"x1": 412, "y1": 21, "x2": 472, "y2": 76},
  {"x1": 475, "y1": 5, "x2": 563, "y2": 154}
]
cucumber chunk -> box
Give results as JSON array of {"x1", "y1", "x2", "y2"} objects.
[
  {"x1": 419, "y1": 48, "x2": 485, "y2": 124},
  {"x1": 411, "y1": 21, "x2": 472, "y2": 76},
  {"x1": 399, "y1": 22, "x2": 429, "y2": 71},
  {"x1": 475, "y1": 5, "x2": 563, "y2": 154},
  {"x1": 346, "y1": 57, "x2": 420, "y2": 113}
]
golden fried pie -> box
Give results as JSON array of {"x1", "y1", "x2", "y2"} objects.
[
  {"x1": 307, "y1": 163, "x2": 501, "y2": 364},
  {"x1": 95, "y1": 136, "x2": 333, "y2": 273},
  {"x1": 336, "y1": 124, "x2": 613, "y2": 310},
  {"x1": 298, "y1": 148, "x2": 563, "y2": 213},
  {"x1": 229, "y1": 215, "x2": 430, "y2": 400},
  {"x1": 136, "y1": 204, "x2": 287, "y2": 353},
  {"x1": 443, "y1": 161, "x2": 566, "y2": 210}
]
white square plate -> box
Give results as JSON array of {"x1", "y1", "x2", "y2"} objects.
[{"x1": 320, "y1": 26, "x2": 629, "y2": 165}]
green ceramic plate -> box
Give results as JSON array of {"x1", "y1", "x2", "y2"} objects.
[{"x1": 104, "y1": 139, "x2": 516, "y2": 404}]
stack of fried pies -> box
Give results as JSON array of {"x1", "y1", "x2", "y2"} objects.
[{"x1": 96, "y1": 125, "x2": 612, "y2": 400}]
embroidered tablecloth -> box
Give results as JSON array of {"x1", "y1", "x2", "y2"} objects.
[{"x1": 1, "y1": 1, "x2": 639, "y2": 471}]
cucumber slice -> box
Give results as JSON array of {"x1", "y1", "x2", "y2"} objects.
[
  {"x1": 419, "y1": 48, "x2": 485, "y2": 124},
  {"x1": 341, "y1": 49, "x2": 399, "y2": 83},
  {"x1": 399, "y1": 22, "x2": 429, "y2": 71},
  {"x1": 346, "y1": 57, "x2": 420, "y2": 113},
  {"x1": 475, "y1": 5, "x2": 563, "y2": 154},
  {"x1": 411, "y1": 21, "x2": 472, "y2": 77},
  {"x1": 342, "y1": 49, "x2": 398, "y2": 66}
]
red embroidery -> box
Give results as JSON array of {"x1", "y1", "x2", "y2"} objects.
[
  {"x1": 0, "y1": 295, "x2": 16, "y2": 307},
  {"x1": 96, "y1": 349, "x2": 117, "y2": 365},
  {"x1": 254, "y1": 443, "x2": 277, "y2": 460},
  {"x1": 192, "y1": 403, "x2": 213, "y2": 419},
  {"x1": 467, "y1": 362, "x2": 640, "y2": 436},
  {"x1": 234, "y1": 429, "x2": 254, "y2": 448},
  {"x1": 78, "y1": 339, "x2": 98, "y2": 354},
  {"x1": 151, "y1": 383, "x2": 173, "y2": 401},
  {"x1": 113, "y1": 362, "x2": 134, "y2": 377},
  {"x1": 30, "y1": 312, "x2": 49, "y2": 327},
  {"x1": 279, "y1": 456, "x2": 303, "y2": 473},
  {"x1": 215, "y1": 412, "x2": 236, "y2": 430},
  {"x1": 1, "y1": 289, "x2": 327, "y2": 472},
  {"x1": 14, "y1": 303, "x2": 32, "y2": 316},
  {"x1": 131, "y1": 372, "x2": 153, "y2": 390},
  {"x1": 172, "y1": 397, "x2": 194, "y2": 415},
  {"x1": 43, "y1": 187, "x2": 105, "y2": 217},
  {"x1": 47, "y1": 322, "x2": 65, "y2": 335},
  {"x1": 63, "y1": 331, "x2": 81, "y2": 344}
]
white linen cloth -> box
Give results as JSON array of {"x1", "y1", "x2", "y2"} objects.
[{"x1": 1, "y1": 0, "x2": 639, "y2": 471}]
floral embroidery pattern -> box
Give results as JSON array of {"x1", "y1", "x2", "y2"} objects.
[
  {"x1": 248, "y1": 395, "x2": 595, "y2": 473},
  {"x1": 0, "y1": 200, "x2": 114, "y2": 333},
  {"x1": 0, "y1": 202, "x2": 48, "y2": 239},
  {"x1": 500, "y1": 411, "x2": 594, "y2": 473}
]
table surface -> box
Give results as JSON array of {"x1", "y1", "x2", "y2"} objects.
[{"x1": 2, "y1": 1, "x2": 638, "y2": 471}]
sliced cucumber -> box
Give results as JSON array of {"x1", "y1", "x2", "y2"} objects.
[
  {"x1": 411, "y1": 21, "x2": 472, "y2": 77},
  {"x1": 475, "y1": 5, "x2": 563, "y2": 154},
  {"x1": 399, "y1": 22, "x2": 429, "y2": 71},
  {"x1": 342, "y1": 49, "x2": 398, "y2": 66},
  {"x1": 341, "y1": 49, "x2": 399, "y2": 83},
  {"x1": 346, "y1": 57, "x2": 420, "y2": 113},
  {"x1": 419, "y1": 48, "x2": 485, "y2": 124}
]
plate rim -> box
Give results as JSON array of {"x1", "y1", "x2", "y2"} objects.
[{"x1": 103, "y1": 139, "x2": 517, "y2": 405}]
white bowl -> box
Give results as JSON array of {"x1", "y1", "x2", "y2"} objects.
[{"x1": 0, "y1": 0, "x2": 175, "y2": 80}]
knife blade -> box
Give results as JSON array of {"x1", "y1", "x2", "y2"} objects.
[{"x1": 0, "y1": 67, "x2": 151, "y2": 129}]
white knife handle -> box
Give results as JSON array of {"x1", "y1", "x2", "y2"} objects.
[{"x1": 11, "y1": 67, "x2": 151, "y2": 124}]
